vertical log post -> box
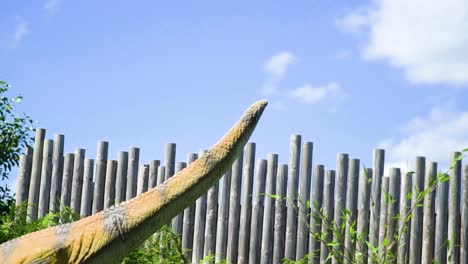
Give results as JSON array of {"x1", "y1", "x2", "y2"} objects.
[{"x1": 238, "y1": 143, "x2": 256, "y2": 264}]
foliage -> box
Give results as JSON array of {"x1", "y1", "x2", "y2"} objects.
[
  {"x1": 199, "y1": 254, "x2": 229, "y2": 264},
  {"x1": 0, "y1": 80, "x2": 35, "y2": 212},
  {"x1": 121, "y1": 225, "x2": 188, "y2": 264},
  {"x1": 0, "y1": 202, "x2": 80, "y2": 243}
]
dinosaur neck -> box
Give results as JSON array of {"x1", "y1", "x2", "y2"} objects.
[{"x1": 0, "y1": 100, "x2": 267, "y2": 263}]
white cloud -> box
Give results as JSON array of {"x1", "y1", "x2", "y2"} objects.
[
  {"x1": 289, "y1": 82, "x2": 343, "y2": 104},
  {"x1": 262, "y1": 52, "x2": 296, "y2": 95},
  {"x1": 338, "y1": 0, "x2": 468, "y2": 85},
  {"x1": 377, "y1": 103, "x2": 468, "y2": 174},
  {"x1": 12, "y1": 16, "x2": 29, "y2": 47},
  {"x1": 44, "y1": 0, "x2": 60, "y2": 16}
]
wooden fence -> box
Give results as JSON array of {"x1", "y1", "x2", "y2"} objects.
[{"x1": 14, "y1": 128, "x2": 468, "y2": 264}]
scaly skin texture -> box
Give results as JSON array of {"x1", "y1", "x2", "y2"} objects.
[{"x1": 0, "y1": 100, "x2": 267, "y2": 264}]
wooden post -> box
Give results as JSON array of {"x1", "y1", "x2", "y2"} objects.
[
  {"x1": 165, "y1": 143, "x2": 176, "y2": 178},
  {"x1": 462, "y1": 164, "x2": 468, "y2": 264},
  {"x1": 273, "y1": 164, "x2": 288, "y2": 264},
  {"x1": 137, "y1": 164, "x2": 149, "y2": 195},
  {"x1": 248, "y1": 159, "x2": 267, "y2": 264},
  {"x1": 126, "y1": 147, "x2": 139, "y2": 200},
  {"x1": 387, "y1": 168, "x2": 401, "y2": 256},
  {"x1": 227, "y1": 152, "x2": 244, "y2": 264},
  {"x1": 149, "y1": 160, "x2": 160, "y2": 188},
  {"x1": 238, "y1": 143, "x2": 256, "y2": 264},
  {"x1": 16, "y1": 147, "x2": 33, "y2": 207},
  {"x1": 49, "y1": 134, "x2": 64, "y2": 213},
  {"x1": 369, "y1": 149, "x2": 385, "y2": 254},
  {"x1": 434, "y1": 175, "x2": 448, "y2": 264},
  {"x1": 378, "y1": 177, "x2": 389, "y2": 251},
  {"x1": 296, "y1": 142, "x2": 313, "y2": 260},
  {"x1": 285, "y1": 134, "x2": 302, "y2": 260},
  {"x1": 157, "y1": 166, "x2": 165, "y2": 186},
  {"x1": 332, "y1": 153, "x2": 349, "y2": 264},
  {"x1": 204, "y1": 164, "x2": 218, "y2": 256},
  {"x1": 192, "y1": 150, "x2": 208, "y2": 264},
  {"x1": 27, "y1": 128, "x2": 45, "y2": 222},
  {"x1": 80, "y1": 159, "x2": 94, "y2": 217},
  {"x1": 92, "y1": 141, "x2": 108, "y2": 214},
  {"x1": 356, "y1": 168, "x2": 372, "y2": 264},
  {"x1": 344, "y1": 159, "x2": 360, "y2": 263},
  {"x1": 215, "y1": 169, "x2": 232, "y2": 263},
  {"x1": 409, "y1": 156, "x2": 425, "y2": 264},
  {"x1": 308, "y1": 164, "x2": 324, "y2": 263},
  {"x1": 182, "y1": 153, "x2": 198, "y2": 261},
  {"x1": 320, "y1": 170, "x2": 335, "y2": 264},
  {"x1": 397, "y1": 170, "x2": 413, "y2": 264},
  {"x1": 38, "y1": 139, "x2": 53, "y2": 218},
  {"x1": 422, "y1": 162, "x2": 437, "y2": 263},
  {"x1": 172, "y1": 162, "x2": 186, "y2": 235},
  {"x1": 60, "y1": 153, "x2": 74, "y2": 222},
  {"x1": 104, "y1": 160, "x2": 118, "y2": 209},
  {"x1": 115, "y1": 151, "x2": 128, "y2": 204},
  {"x1": 260, "y1": 154, "x2": 278, "y2": 264},
  {"x1": 70, "y1": 148, "x2": 85, "y2": 215},
  {"x1": 447, "y1": 152, "x2": 461, "y2": 264}
]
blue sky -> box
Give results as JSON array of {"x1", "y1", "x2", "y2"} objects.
[{"x1": 2, "y1": 0, "x2": 468, "y2": 189}]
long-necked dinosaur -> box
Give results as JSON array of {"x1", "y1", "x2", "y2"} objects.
[{"x1": 0, "y1": 100, "x2": 267, "y2": 263}]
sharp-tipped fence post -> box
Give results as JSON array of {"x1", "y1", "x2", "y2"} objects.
[
  {"x1": 126, "y1": 147, "x2": 139, "y2": 200},
  {"x1": 115, "y1": 151, "x2": 128, "y2": 204},
  {"x1": 227, "y1": 152, "x2": 244, "y2": 264},
  {"x1": 149, "y1": 160, "x2": 160, "y2": 188},
  {"x1": 92, "y1": 141, "x2": 108, "y2": 214},
  {"x1": 320, "y1": 170, "x2": 335, "y2": 264},
  {"x1": 297, "y1": 142, "x2": 313, "y2": 260},
  {"x1": 260, "y1": 154, "x2": 278, "y2": 264},
  {"x1": 273, "y1": 164, "x2": 288, "y2": 264},
  {"x1": 309, "y1": 164, "x2": 324, "y2": 263},
  {"x1": 104, "y1": 160, "x2": 118, "y2": 209},
  {"x1": 49, "y1": 134, "x2": 64, "y2": 213},
  {"x1": 332, "y1": 153, "x2": 349, "y2": 264},
  {"x1": 369, "y1": 149, "x2": 385, "y2": 255},
  {"x1": 409, "y1": 157, "x2": 425, "y2": 264},
  {"x1": 38, "y1": 139, "x2": 53, "y2": 218},
  {"x1": 447, "y1": 152, "x2": 462, "y2": 264},
  {"x1": 356, "y1": 168, "x2": 372, "y2": 264},
  {"x1": 422, "y1": 162, "x2": 437, "y2": 263},
  {"x1": 344, "y1": 159, "x2": 360, "y2": 263},
  {"x1": 60, "y1": 153, "x2": 74, "y2": 222},
  {"x1": 182, "y1": 153, "x2": 198, "y2": 261},
  {"x1": 248, "y1": 159, "x2": 267, "y2": 264},
  {"x1": 27, "y1": 128, "x2": 45, "y2": 222},
  {"x1": 462, "y1": 164, "x2": 468, "y2": 264},
  {"x1": 215, "y1": 169, "x2": 231, "y2": 263},
  {"x1": 80, "y1": 159, "x2": 94, "y2": 217},
  {"x1": 70, "y1": 148, "x2": 85, "y2": 215},
  {"x1": 434, "y1": 172, "x2": 448, "y2": 264},
  {"x1": 238, "y1": 143, "x2": 256, "y2": 264},
  {"x1": 285, "y1": 134, "x2": 302, "y2": 260},
  {"x1": 387, "y1": 168, "x2": 401, "y2": 256}
]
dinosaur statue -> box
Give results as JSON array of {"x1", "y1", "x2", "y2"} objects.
[{"x1": 0, "y1": 100, "x2": 268, "y2": 263}]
